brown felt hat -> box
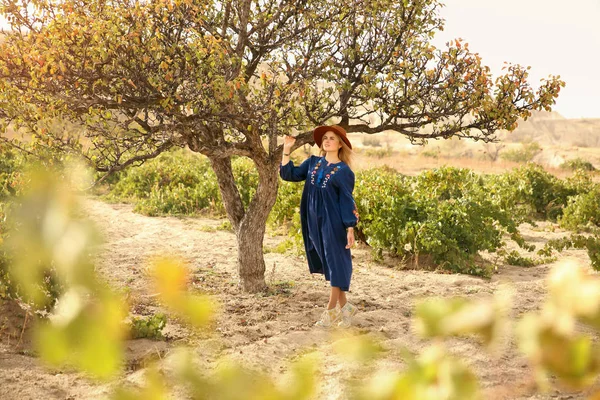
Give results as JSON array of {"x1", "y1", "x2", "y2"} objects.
[{"x1": 313, "y1": 125, "x2": 352, "y2": 149}]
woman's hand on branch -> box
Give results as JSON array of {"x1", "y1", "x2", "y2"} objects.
[{"x1": 283, "y1": 136, "x2": 296, "y2": 152}]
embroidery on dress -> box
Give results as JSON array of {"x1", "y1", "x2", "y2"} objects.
[
  {"x1": 352, "y1": 201, "x2": 360, "y2": 222},
  {"x1": 310, "y1": 159, "x2": 322, "y2": 185},
  {"x1": 321, "y1": 165, "x2": 340, "y2": 188},
  {"x1": 310, "y1": 158, "x2": 344, "y2": 188}
]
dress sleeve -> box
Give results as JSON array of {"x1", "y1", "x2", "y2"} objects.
[
  {"x1": 280, "y1": 156, "x2": 312, "y2": 182},
  {"x1": 335, "y1": 167, "x2": 359, "y2": 228}
]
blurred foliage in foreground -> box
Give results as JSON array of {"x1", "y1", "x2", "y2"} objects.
[
  {"x1": 1, "y1": 163, "x2": 600, "y2": 398},
  {"x1": 3, "y1": 164, "x2": 127, "y2": 378}
]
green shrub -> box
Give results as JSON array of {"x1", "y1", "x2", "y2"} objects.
[
  {"x1": 129, "y1": 313, "x2": 167, "y2": 340},
  {"x1": 0, "y1": 161, "x2": 65, "y2": 310},
  {"x1": 0, "y1": 145, "x2": 26, "y2": 301},
  {"x1": 216, "y1": 220, "x2": 233, "y2": 231},
  {"x1": 362, "y1": 136, "x2": 382, "y2": 147},
  {"x1": 354, "y1": 167, "x2": 523, "y2": 276},
  {"x1": 0, "y1": 143, "x2": 93, "y2": 308},
  {"x1": 100, "y1": 149, "x2": 599, "y2": 278},
  {"x1": 559, "y1": 158, "x2": 596, "y2": 172},
  {"x1": 411, "y1": 199, "x2": 502, "y2": 276},
  {"x1": 500, "y1": 142, "x2": 541, "y2": 163},
  {"x1": 413, "y1": 167, "x2": 485, "y2": 201},
  {"x1": 559, "y1": 188, "x2": 600, "y2": 231},
  {"x1": 504, "y1": 250, "x2": 535, "y2": 267},
  {"x1": 268, "y1": 180, "x2": 303, "y2": 228},
  {"x1": 540, "y1": 234, "x2": 600, "y2": 271},
  {"x1": 232, "y1": 157, "x2": 259, "y2": 209},
  {"x1": 106, "y1": 150, "x2": 260, "y2": 216},
  {"x1": 421, "y1": 148, "x2": 441, "y2": 159},
  {"x1": 363, "y1": 146, "x2": 393, "y2": 158},
  {"x1": 562, "y1": 169, "x2": 598, "y2": 196},
  {"x1": 109, "y1": 150, "x2": 221, "y2": 212},
  {"x1": 484, "y1": 163, "x2": 569, "y2": 221},
  {"x1": 502, "y1": 250, "x2": 555, "y2": 267},
  {"x1": 0, "y1": 144, "x2": 26, "y2": 200},
  {"x1": 355, "y1": 167, "x2": 416, "y2": 256}
]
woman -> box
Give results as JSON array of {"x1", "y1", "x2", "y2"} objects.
[{"x1": 280, "y1": 125, "x2": 359, "y2": 328}]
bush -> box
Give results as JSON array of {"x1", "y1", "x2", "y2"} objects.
[
  {"x1": 0, "y1": 143, "x2": 93, "y2": 308},
  {"x1": 0, "y1": 145, "x2": 26, "y2": 301},
  {"x1": 0, "y1": 144, "x2": 26, "y2": 200},
  {"x1": 502, "y1": 250, "x2": 555, "y2": 267},
  {"x1": 354, "y1": 167, "x2": 416, "y2": 256},
  {"x1": 421, "y1": 148, "x2": 441, "y2": 159},
  {"x1": 278, "y1": 164, "x2": 578, "y2": 276},
  {"x1": 540, "y1": 234, "x2": 600, "y2": 271},
  {"x1": 362, "y1": 136, "x2": 382, "y2": 147},
  {"x1": 134, "y1": 182, "x2": 222, "y2": 216},
  {"x1": 106, "y1": 150, "x2": 260, "y2": 216},
  {"x1": 562, "y1": 168, "x2": 598, "y2": 196},
  {"x1": 412, "y1": 168, "x2": 522, "y2": 275},
  {"x1": 413, "y1": 167, "x2": 485, "y2": 201},
  {"x1": 354, "y1": 167, "x2": 522, "y2": 276},
  {"x1": 268, "y1": 180, "x2": 303, "y2": 228},
  {"x1": 108, "y1": 150, "x2": 221, "y2": 213},
  {"x1": 411, "y1": 199, "x2": 502, "y2": 276},
  {"x1": 484, "y1": 163, "x2": 569, "y2": 221},
  {"x1": 0, "y1": 162, "x2": 65, "y2": 311},
  {"x1": 504, "y1": 250, "x2": 536, "y2": 267},
  {"x1": 500, "y1": 141, "x2": 541, "y2": 163},
  {"x1": 363, "y1": 146, "x2": 393, "y2": 159},
  {"x1": 559, "y1": 188, "x2": 600, "y2": 231},
  {"x1": 560, "y1": 158, "x2": 597, "y2": 172},
  {"x1": 129, "y1": 313, "x2": 167, "y2": 340}
]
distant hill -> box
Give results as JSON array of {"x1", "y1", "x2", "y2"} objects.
[{"x1": 501, "y1": 111, "x2": 600, "y2": 148}]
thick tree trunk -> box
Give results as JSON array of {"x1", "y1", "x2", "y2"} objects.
[
  {"x1": 209, "y1": 155, "x2": 279, "y2": 293},
  {"x1": 209, "y1": 157, "x2": 245, "y2": 230},
  {"x1": 235, "y1": 159, "x2": 279, "y2": 292},
  {"x1": 235, "y1": 215, "x2": 269, "y2": 292}
]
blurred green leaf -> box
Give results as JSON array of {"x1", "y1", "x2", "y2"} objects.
[
  {"x1": 354, "y1": 345, "x2": 479, "y2": 400},
  {"x1": 150, "y1": 256, "x2": 216, "y2": 329}
]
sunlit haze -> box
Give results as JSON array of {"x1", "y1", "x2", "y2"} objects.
[{"x1": 433, "y1": 0, "x2": 600, "y2": 119}]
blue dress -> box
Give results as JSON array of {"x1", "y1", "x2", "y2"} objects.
[{"x1": 280, "y1": 156, "x2": 359, "y2": 291}]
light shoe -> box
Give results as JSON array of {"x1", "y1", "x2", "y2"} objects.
[
  {"x1": 338, "y1": 302, "x2": 358, "y2": 328},
  {"x1": 315, "y1": 306, "x2": 341, "y2": 328}
]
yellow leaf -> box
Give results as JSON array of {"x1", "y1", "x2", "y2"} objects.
[{"x1": 151, "y1": 257, "x2": 189, "y2": 301}]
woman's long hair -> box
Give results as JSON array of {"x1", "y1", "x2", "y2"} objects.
[{"x1": 320, "y1": 134, "x2": 354, "y2": 170}]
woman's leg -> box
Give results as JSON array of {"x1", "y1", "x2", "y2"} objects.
[
  {"x1": 316, "y1": 286, "x2": 342, "y2": 327},
  {"x1": 339, "y1": 290, "x2": 347, "y2": 308},
  {"x1": 327, "y1": 286, "x2": 341, "y2": 309},
  {"x1": 338, "y1": 289, "x2": 357, "y2": 328}
]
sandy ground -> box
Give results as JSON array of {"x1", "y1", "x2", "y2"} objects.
[{"x1": 1, "y1": 197, "x2": 599, "y2": 400}]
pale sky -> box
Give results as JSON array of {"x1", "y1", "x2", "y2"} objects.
[
  {"x1": 432, "y1": 0, "x2": 600, "y2": 119},
  {"x1": 2, "y1": 2, "x2": 599, "y2": 118}
]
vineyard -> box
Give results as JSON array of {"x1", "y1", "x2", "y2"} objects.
[
  {"x1": 1, "y1": 145, "x2": 600, "y2": 399},
  {"x1": 99, "y1": 149, "x2": 600, "y2": 276}
]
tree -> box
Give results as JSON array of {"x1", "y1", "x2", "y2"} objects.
[{"x1": 0, "y1": 0, "x2": 564, "y2": 292}]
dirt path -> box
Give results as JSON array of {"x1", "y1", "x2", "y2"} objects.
[{"x1": 1, "y1": 197, "x2": 598, "y2": 399}]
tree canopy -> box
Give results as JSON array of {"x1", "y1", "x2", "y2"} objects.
[{"x1": 0, "y1": 0, "x2": 564, "y2": 169}]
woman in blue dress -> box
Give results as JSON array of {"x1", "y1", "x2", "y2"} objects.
[{"x1": 280, "y1": 125, "x2": 359, "y2": 328}]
